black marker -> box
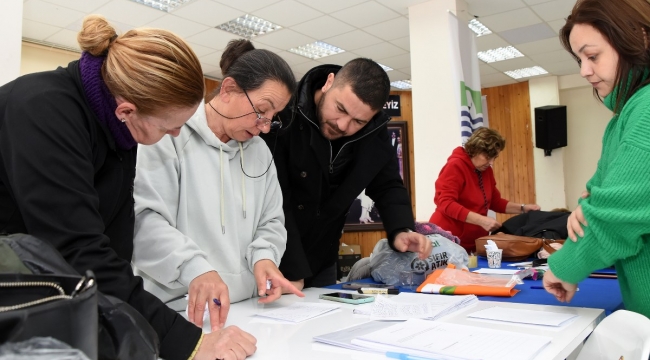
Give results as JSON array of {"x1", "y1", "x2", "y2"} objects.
[{"x1": 358, "y1": 288, "x2": 400, "y2": 295}]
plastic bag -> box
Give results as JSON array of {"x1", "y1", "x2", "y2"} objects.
[{"x1": 370, "y1": 234, "x2": 469, "y2": 285}]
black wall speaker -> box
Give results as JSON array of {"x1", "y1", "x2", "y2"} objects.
[{"x1": 535, "y1": 105, "x2": 567, "y2": 155}]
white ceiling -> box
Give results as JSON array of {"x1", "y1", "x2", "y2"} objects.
[{"x1": 21, "y1": 0, "x2": 579, "y2": 89}]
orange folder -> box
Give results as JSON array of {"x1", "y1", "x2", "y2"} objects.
[{"x1": 416, "y1": 264, "x2": 519, "y2": 297}]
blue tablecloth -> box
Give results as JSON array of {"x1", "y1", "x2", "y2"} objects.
[{"x1": 327, "y1": 258, "x2": 623, "y2": 314}]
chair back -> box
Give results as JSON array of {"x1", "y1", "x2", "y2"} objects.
[{"x1": 576, "y1": 310, "x2": 650, "y2": 360}]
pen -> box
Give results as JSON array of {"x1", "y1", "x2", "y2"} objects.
[
  {"x1": 358, "y1": 288, "x2": 400, "y2": 295},
  {"x1": 213, "y1": 298, "x2": 221, "y2": 307},
  {"x1": 386, "y1": 351, "x2": 440, "y2": 360},
  {"x1": 530, "y1": 285, "x2": 580, "y2": 291}
]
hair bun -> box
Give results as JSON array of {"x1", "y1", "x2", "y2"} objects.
[
  {"x1": 220, "y1": 39, "x2": 255, "y2": 74},
  {"x1": 77, "y1": 15, "x2": 118, "y2": 56}
]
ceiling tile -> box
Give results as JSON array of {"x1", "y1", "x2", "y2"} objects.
[
  {"x1": 389, "y1": 36, "x2": 410, "y2": 51},
  {"x1": 378, "y1": 53, "x2": 410, "y2": 69},
  {"x1": 547, "y1": 19, "x2": 566, "y2": 34},
  {"x1": 24, "y1": 0, "x2": 85, "y2": 27},
  {"x1": 249, "y1": 40, "x2": 281, "y2": 52},
  {"x1": 516, "y1": 37, "x2": 564, "y2": 56},
  {"x1": 294, "y1": 0, "x2": 367, "y2": 14},
  {"x1": 290, "y1": 16, "x2": 354, "y2": 40},
  {"x1": 187, "y1": 42, "x2": 219, "y2": 57},
  {"x1": 186, "y1": 28, "x2": 242, "y2": 50},
  {"x1": 40, "y1": 0, "x2": 109, "y2": 13},
  {"x1": 22, "y1": 19, "x2": 61, "y2": 41},
  {"x1": 293, "y1": 71, "x2": 306, "y2": 80},
  {"x1": 530, "y1": 49, "x2": 574, "y2": 64},
  {"x1": 330, "y1": 2, "x2": 400, "y2": 28},
  {"x1": 531, "y1": 0, "x2": 575, "y2": 21},
  {"x1": 354, "y1": 42, "x2": 406, "y2": 60},
  {"x1": 479, "y1": 64, "x2": 500, "y2": 75},
  {"x1": 64, "y1": 17, "x2": 133, "y2": 35},
  {"x1": 145, "y1": 14, "x2": 210, "y2": 38},
  {"x1": 523, "y1": 0, "x2": 556, "y2": 5},
  {"x1": 204, "y1": 65, "x2": 224, "y2": 80},
  {"x1": 215, "y1": 0, "x2": 281, "y2": 13},
  {"x1": 465, "y1": 0, "x2": 527, "y2": 17},
  {"x1": 487, "y1": 56, "x2": 539, "y2": 72},
  {"x1": 253, "y1": 29, "x2": 315, "y2": 50},
  {"x1": 291, "y1": 60, "x2": 323, "y2": 74},
  {"x1": 363, "y1": 17, "x2": 410, "y2": 41},
  {"x1": 252, "y1": 0, "x2": 323, "y2": 27},
  {"x1": 398, "y1": 66, "x2": 410, "y2": 75},
  {"x1": 481, "y1": 72, "x2": 518, "y2": 87},
  {"x1": 199, "y1": 50, "x2": 224, "y2": 67},
  {"x1": 544, "y1": 59, "x2": 579, "y2": 76},
  {"x1": 93, "y1": 0, "x2": 167, "y2": 27},
  {"x1": 324, "y1": 30, "x2": 383, "y2": 51},
  {"x1": 375, "y1": 0, "x2": 432, "y2": 15},
  {"x1": 478, "y1": 7, "x2": 543, "y2": 33},
  {"x1": 498, "y1": 22, "x2": 556, "y2": 45},
  {"x1": 315, "y1": 51, "x2": 361, "y2": 66},
  {"x1": 173, "y1": 0, "x2": 244, "y2": 27},
  {"x1": 387, "y1": 70, "x2": 409, "y2": 82},
  {"x1": 276, "y1": 50, "x2": 313, "y2": 65},
  {"x1": 475, "y1": 34, "x2": 510, "y2": 52},
  {"x1": 45, "y1": 28, "x2": 81, "y2": 50}
]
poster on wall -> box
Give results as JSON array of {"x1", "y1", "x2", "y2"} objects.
[{"x1": 344, "y1": 121, "x2": 411, "y2": 231}]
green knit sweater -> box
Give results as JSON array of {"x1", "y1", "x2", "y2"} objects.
[{"x1": 549, "y1": 83, "x2": 650, "y2": 318}]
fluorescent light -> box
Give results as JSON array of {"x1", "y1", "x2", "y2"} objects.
[
  {"x1": 390, "y1": 80, "x2": 411, "y2": 89},
  {"x1": 378, "y1": 63, "x2": 393, "y2": 72},
  {"x1": 288, "y1": 41, "x2": 345, "y2": 60},
  {"x1": 216, "y1": 14, "x2": 282, "y2": 39},
  {"x1": 504, "y1": 66, "x2": 548, "y2": 79},
  {"x1": 477, "y1": 46, "x2": 524, "y2": 63},
  {"x1": 468, "y1": 19, "x2": 492, "y2": 37},
  {"x1": 131, "y1": 0, "x2": 193, "y2": 12}
]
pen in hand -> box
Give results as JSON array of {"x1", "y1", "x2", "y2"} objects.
[{"x1": 213, "y1": 298, "x2": 221, "y2": 307}]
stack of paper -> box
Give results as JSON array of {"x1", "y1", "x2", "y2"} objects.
[
  {"x1": 353, "y1": 293, "x2": 478, "y2": 321},
  {"x1": 255, "y1": 302, "x2": 340, "y2": 323},
  {"x1": 350, "y1": 318, "x2": 552, "y2": 360},
  {"x1": 467, "y1": 306, "x2": 578, "y2": 326}
]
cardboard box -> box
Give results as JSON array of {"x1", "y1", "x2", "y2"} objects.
[{"x1": 337, "y1": 244, "x2": 361, "y2": 280}]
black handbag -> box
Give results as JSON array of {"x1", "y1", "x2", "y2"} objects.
[
  {"x1": 0, "y1": 234, "x2": 159, "y2": 360},
  {"x1": 0, "y1": 271, "x2": 98, "y2": 359}
]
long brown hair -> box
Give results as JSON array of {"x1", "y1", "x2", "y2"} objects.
[
  {"x1": 560, "y1": 0, "x2": 650, "y2": 113},
  {"x1": 77, "y1": 15, "x2": 204, "y2": 116}
]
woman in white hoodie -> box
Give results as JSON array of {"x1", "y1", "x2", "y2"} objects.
[{"x1": 132, "y1": 39, "x2": 303, "y2": 334}]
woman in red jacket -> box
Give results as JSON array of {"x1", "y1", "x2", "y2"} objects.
[{"x1": 429, "y1": 128, "x2": 540, "y2": 252}]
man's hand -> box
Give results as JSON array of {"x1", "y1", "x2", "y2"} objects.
[
  {"x1": 568, "y1": 191, "x2": 590, "y2": 242},
  {"x1": 193, "y1": 326, "x2": 257, "y2": 360},
  {"x1": 285, "y1": 279, "x2": 304, "y2": 294},
  {"x1": 543, "y1": 269, "x2": 578, "y2": 303},
  {"x1": 524, "y1": 204, "x2": 541, "y2": 212},
  {"x1": 253, "y1": 259, "x2": 305, "y2": 304},
  {"x1": 393, "y1": 231, "x2": 432, "y2": 260},
  {"x1": 188, "y1": 271, "x2": 230, "y2": 331},
  {"x1": 480, "y1": 216, "x2": 502, "y2": 233}
]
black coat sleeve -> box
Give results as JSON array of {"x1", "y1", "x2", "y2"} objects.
[
  {"x1": 0, "y1": 76, "x2": 200, "y2": 360},
  {"x1": 262, "y1": 129, "x2": 312, "y2": 281}
]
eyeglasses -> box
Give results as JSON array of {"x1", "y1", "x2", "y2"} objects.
[{"x1": 243, "y1": 89, "x2": 283, "y2": 131}]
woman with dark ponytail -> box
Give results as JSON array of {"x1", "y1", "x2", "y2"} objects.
[
  {"x1": 133, "y1": 39, "x2": 303, "y2": 341},
  {"x1": 0, "y1": 15, "x2": 256, "y2": 360}
]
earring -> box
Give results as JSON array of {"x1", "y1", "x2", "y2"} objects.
[{"x1": 120, "y1": 118, "x2": 126, "y2": 123}]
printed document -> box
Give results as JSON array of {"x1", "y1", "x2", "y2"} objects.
[
  {"x1": 467, "y1": 306, "x2": 578, "y2": 326},
  {"x1": 353, "y1": 293, "x2": 478, "y2": 320},
  {"x1": 255, "y1": 302, "x2": 340, "y2": 323},
  {"x1": 351, "y1": 318, "x2": 552, "y2": 360}
]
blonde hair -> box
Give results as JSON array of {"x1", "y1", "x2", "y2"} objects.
[
  {"x1": 77, "y1": 15, "x2": 204, "y2": 116},
  {"x1": 463, "y1": 127, "x2": 506, "y2": 158}
]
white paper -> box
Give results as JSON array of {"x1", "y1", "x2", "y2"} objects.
[
  {"x1": 353, "y1": 293, "x2": 478, "y2": 321},
  {"x1": 507, "y1": 261, "x2": 533, "y2": 267},
  {"x1": 351, "y1": 318, "x2": 551, "y2": 360},
  {"x1": 313, "y1": 321, "x2": 395, "y2": 352},
  {"x1": 472, "y1": 268, "x2": 520, "y2": 275},
  {"x1": 255, "y1": 302, "x2": 340, "y2": 323},
  {"x1": 467, "y1": 306, "x2": 578, "y2": 326}
]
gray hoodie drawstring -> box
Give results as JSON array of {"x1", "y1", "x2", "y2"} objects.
[
  {"x1": 220, "y1": 145, "x2": 225, "y2": 234},
  {"x1": 238, "y1": 142, "x2": 246, "y2": 219}
]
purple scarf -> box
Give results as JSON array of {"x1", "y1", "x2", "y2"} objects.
[{"x1": 79, "y1": 52, "x2": 136, "y2": 150}]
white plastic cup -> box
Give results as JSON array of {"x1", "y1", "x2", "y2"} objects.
[{"x1": 486, "y1": 249, "x2": 503, "y2": 268}]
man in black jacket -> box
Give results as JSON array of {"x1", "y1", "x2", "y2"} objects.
[{"x1": 262, "y1": 58, "x2": 431, "y2": 288}]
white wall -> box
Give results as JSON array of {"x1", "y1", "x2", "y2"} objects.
[
  {"x1": 559, "y1": 79, "x2": 611, "y2": 210},
  {"x1": 0, "y1": 0, "x2": 23, "y2": 86},
  {"x1": 21, "y1": 42, "x2": 79, "y2": 76}
]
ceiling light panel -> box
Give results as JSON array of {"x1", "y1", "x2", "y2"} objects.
[
  {"x1": 131, "y1": 0, "x2": 193, "y2": 12},
  {"x1": 477, "y1": 46, "x2": 524, "y2": 63},
  {"x1": 390, "y1": 80, "x2": 411, "y2": 89},
  {"x1": 504, "y1": 66, "x2": 548, "y2": 79},
  {"x1": 289, "y1": 41, "x2": 345, "y2": 60},
  {"x1": 217, "y1": 14, "x2": 282, "y2": 39},
  {"x1": 468, "y1": 19, "x2": 492, "y2": 37},
  {"x1": 378, "y1": 63, "x2": 393, "y2": 72}
]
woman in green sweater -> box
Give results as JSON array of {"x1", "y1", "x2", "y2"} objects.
[{"x1": 543, "y1": 0, "x2": 650, "y2": 318}]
